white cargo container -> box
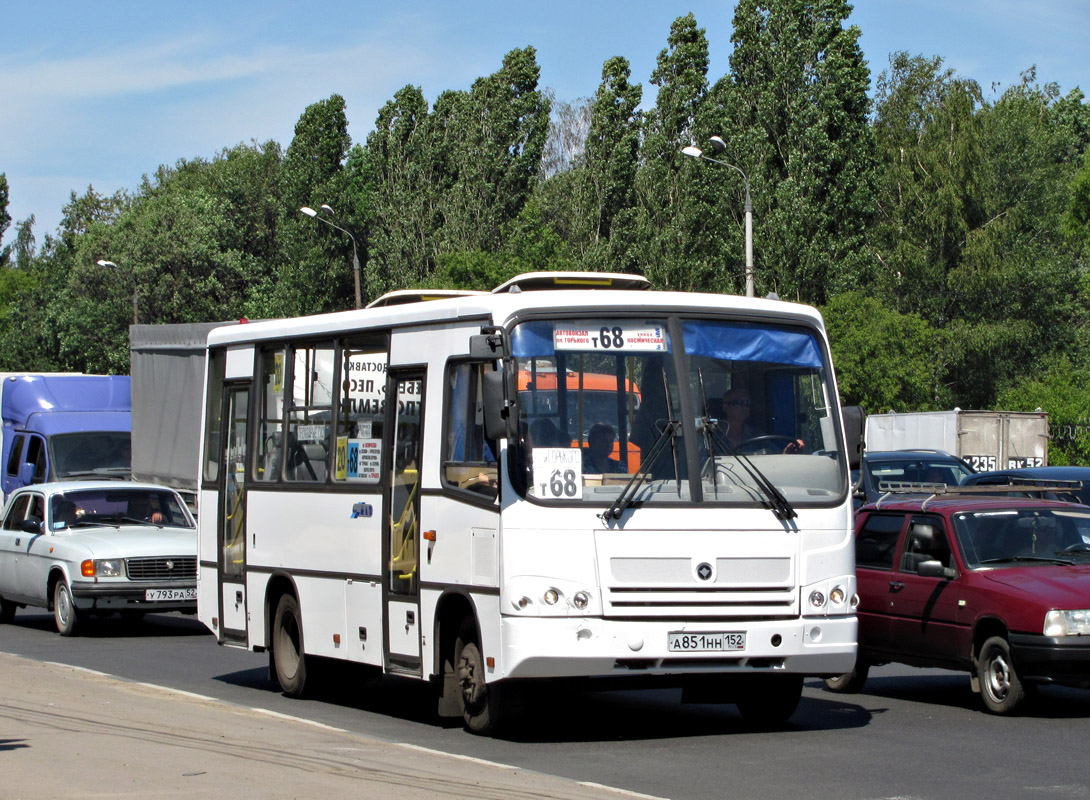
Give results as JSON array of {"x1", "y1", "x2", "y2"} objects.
[{"x1": 865, "y1": 410, "x2": 1049, "y2": 472}]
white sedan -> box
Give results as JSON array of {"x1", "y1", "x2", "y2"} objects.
[{"x1": 0, "y1": 481, "x2": 197, "y2": 635}]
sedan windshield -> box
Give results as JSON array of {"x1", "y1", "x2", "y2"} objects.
[
  {"x1": 51, "y1": 489, "x2": 193, "y2": 531},
  {"x1": 953, "y1": 508, "x2": 1090, "y2": 567},
  {"x1": 509, "y1": 316, "x2": 845, "y2": 507}
]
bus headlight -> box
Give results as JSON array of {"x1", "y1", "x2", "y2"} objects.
[
  {"x1": 802, "y1": 576, "x2": 856, "y2": 617},
  {"x1": 502, "y1": 578, "x2": 601, "y2": 617}
]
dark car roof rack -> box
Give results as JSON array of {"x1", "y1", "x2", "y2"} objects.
[{"x1": 874, "y1": 480, "x2": 1083, "y2": 511}]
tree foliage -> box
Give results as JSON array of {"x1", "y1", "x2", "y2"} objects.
[{"x1": 1, "y1": 15, "x2": 1088, "y2": 459}]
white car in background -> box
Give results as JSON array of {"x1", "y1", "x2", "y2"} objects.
[{"x1": 0, "y1": 481, "x2": 196, "y2": 635}]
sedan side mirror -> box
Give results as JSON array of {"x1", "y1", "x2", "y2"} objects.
[
  {"x1": 917, "y1": 559, "x2": 955, "y2": 580},
  {"x1": 20, "y1": 516, "x2": 43, "y2": 534}
]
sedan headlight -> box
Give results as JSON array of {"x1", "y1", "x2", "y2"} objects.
[
  {"x1": 82, "y1": 559, "x2": 125, "y2": 578},
  {"x1": 1043, "y1": 609, "x2": 1090, "y2": 637}
]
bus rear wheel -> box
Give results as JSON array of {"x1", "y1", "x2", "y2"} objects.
[
  {"x1": 273, "y1": 594, "x2": 307, "y2": 697},
  {"x1": 454, "y1": 620, "x2": 506, "y2": 735}
]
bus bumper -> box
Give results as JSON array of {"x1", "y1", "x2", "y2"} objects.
[{"x1": 497, "y1": 615, "x2": 857, "y2": 679}]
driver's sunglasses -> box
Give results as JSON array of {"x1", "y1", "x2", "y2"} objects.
[{"x1": 724, "y1": 399, "x2": 750, "y2": 407}]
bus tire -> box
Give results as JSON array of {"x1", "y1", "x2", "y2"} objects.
[
  {"x1": 455, "y1": 619, "x2": 506, "y2": 735},
  {"x1": 53, "y1": 580, "x2": 81, "y2": 637},
  {"x1": 273, "y1": 594, "x2": 308, "y2": 697},
  {"x1": 0, "y1": 597, "x2": 16, "y2": 623},
  {"x1": 735, "y1": 674, "x2": 803, "y2": 728}
]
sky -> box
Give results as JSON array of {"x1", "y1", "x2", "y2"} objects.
[{"x1": 2, "y1": 1, "x2": 1088, "y2": 245}]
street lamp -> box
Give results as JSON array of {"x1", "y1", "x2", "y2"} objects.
[
  {"x1": 682, "y1": 136, "x2": 754, "y2": 298},
  {"x1": 300, "y1": 204, "x2": 362, "y2": 310},
  {"x1": 96, "y1": 259, "x2": 138, "y2": 325}
]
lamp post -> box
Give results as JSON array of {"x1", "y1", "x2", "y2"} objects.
[
  {"x1": 682, "y1": 136, "x2": 754, "y2": 298},
  {"x1": 96, "y1": 260, "x2": 138, "y2": 325},
  {"x1": 300, "y1": 204, "x2": 362, "y2": 309}
]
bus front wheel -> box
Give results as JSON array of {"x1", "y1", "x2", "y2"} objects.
[
  {"x1": 454, "y1": 619, "x2": 506, "y2": 735},
  {"x1": 273, "y1": 594, "x2": 307, "y2": 697},
  {"x1": 735, "y1": 674, "x2": 803, "y2": 728}
]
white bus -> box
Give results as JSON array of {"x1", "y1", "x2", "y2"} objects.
[{"x1": 197, "y1": 272, "x2": 861, "y2": 734}]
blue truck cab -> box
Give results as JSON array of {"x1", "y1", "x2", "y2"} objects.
[{"x1": 1, "y1": 374, "x2": 132, "y2": 503}]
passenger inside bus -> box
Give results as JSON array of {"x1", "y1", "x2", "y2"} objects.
[
  {"x1": 528, "y1": 417, "x2": 566, "y2": 449},
  {"x1": 583, "y1": 423, "x2": 624, "y2": 474}
]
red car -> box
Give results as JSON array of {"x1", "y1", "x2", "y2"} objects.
[{"x1": 827, "y1": 491, "x2": 1090, "y2": 714}]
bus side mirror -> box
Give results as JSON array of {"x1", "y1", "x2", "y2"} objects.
[
  {"x1": 841, "y1": 405, "x2": 864, "y2": 471},
  {"x1": 482, "y1": 370, "x2": 512, "y2": 441},
  {"x1": 470, "y1": 328, "x2": 506, "y2": 359}
]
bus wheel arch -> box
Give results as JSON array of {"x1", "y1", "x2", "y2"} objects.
[{"x1": 435, "y1": 592, "x2": 476, "y2": 719}]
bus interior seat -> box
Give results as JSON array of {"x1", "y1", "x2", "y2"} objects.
[{"x1": 290, "y1": 442, "x2": 328, "y2": 481}]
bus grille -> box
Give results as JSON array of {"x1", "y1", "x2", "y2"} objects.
[
  {"x1": 126, "y1": 557, "x2": 197, "y2": 581},
  {"x1": 604, "y1": 556, "x2": 797, "y2": 618}
]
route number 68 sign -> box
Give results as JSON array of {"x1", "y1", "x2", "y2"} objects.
[{"x1": 531, "y1": 447, "x2": 583, "y2": 499}]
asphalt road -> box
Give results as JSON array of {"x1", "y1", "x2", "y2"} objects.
[{"x1": 3, "y1": 610, "x2": 1090, "y2": 800}]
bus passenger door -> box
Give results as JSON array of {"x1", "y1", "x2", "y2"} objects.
[
  {"x1": 218, "y1": 386, "x2": 249, "y2": 644},
  {"x1": 383, "y1": 369, "x2": 423, "y2": 673}
]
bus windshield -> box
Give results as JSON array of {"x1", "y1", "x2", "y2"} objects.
[{"x1": 510, "y1": 317, "x2": 844, "y2": 506}]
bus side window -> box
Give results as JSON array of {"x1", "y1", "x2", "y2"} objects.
[
  {"x1": 255, "y1": 347, "x2": 286, "y2": 482},
  {"x1": 286, "y1": 343, "x2": 335, "y2": 483},
  {"x1": 443, "y1": 361, "x2": 498, "y2": 500}
]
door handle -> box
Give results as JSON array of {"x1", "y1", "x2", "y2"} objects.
[{"x1": 889, "y1": 581, "x2": 904, "y2": 591}]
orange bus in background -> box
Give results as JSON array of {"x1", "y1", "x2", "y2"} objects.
[{"x1": 518, "y1": 366, "x2": 642, "y2": 472}]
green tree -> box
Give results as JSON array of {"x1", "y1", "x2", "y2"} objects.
[
  {"x1": 271, "y1": 95, "x2": 355, "y2": 317},
  {"x1": 724, "y1": 0, "x2": 875, "y2": 302},
  {"x1": 577, "y1": 57, "x2": 643, "y2": 267},
  {"x1": 0, "y1": 173, "x2": 11, "y2": 267},
  {"x1": 998, "y1": 357, "x2": 1090, "y2": 465},
  {"x1": 360, "y1": 84, "x2": 441, "y2": 296},
  {"x1": 437, "y1": 47, "x2": 551, "y2": 256},
  {"x1": 631, "y1": 14, "x2": 713, "y2": 291},
  {"x1": 823, "y1": 292, "x2": 943, "y2": 413},
  {"x1": 1064, "y1": 146, "x2": 1090, "y2": 252}
]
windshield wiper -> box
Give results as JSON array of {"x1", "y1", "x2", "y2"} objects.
[
  {"x1": 699, "y1": 399, "x2": 796, "y2": 521},
  {"x1": 599, "y1": 419, "x2": 680, "y2": 522},
  {"x1": 979, "y1": 555, "x2": 1075, "y2": 566},
  {"x1": 600, "y1": 370, "x2": 683, "y2": 522}
]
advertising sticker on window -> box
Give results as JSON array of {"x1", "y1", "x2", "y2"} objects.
[{"x1": 336, "y1": 436, "x2": 382, "y2": 483}]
